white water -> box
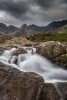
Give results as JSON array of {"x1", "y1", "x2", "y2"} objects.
[{"x1": 0, "y1": 47, "x2": 67, "y2": 83}]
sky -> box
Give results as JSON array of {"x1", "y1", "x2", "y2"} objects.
[{"x1": 0, "y1": 0, "x2": 67, "y2": 27}]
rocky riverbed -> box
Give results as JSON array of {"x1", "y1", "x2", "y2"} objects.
[
  {"x1": 0, "y1": 61, "x2": 67, "y2": 100},
  {"x1": 0, "y1": 41, "x2": 67, "y2": 100}
]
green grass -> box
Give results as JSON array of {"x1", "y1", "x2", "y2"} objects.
[{"x1": 29, "y1": 32, "x2": 67, "y2": 42}]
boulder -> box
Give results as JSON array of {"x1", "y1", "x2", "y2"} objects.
[
  {"x1": 37, "y1": 41, "x2": 67, "y2": 59},
  {"x1": 0, "y1": 62, "x2": 67, "y2": 100},
  {"x1": 11, "y1": 48, "x2": 27, "y2": 56},
  {"x1": 0, "y1": 62, "x2": 44, "y2": 100},
  {"x1": 37, "y1": 41, "x2": 67, "y2": 69}
]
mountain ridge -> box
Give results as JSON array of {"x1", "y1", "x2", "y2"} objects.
[
  {"x1": 0, "y1": 23, "x2": 18, "y2": 34},
  {"x1": 0, "y1": 19, "x2": 67, "y2": 36}
]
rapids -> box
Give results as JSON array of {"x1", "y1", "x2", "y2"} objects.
[{"x1": 0, "y1": 47, "x2": 67, "y2": 83}]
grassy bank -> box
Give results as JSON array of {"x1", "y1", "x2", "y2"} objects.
[{"x1": 28, "y1": 32, "x2": 67, "y2": 42}]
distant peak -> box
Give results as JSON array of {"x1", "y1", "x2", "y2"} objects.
[{"x1": 21, "y1": 24, "x2": 27, "y2": 28}]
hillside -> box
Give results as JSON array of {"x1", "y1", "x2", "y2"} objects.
[
  {"x1": 27, "y1": 32, "x2": 67, "y2": 42},
  {"x1": 56, "y1": 24, "x2": 67, "y2": 33}
]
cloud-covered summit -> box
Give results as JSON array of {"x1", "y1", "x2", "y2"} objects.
[{"x1": 0, "y1": 0, "x2": 67, "y2": 26}]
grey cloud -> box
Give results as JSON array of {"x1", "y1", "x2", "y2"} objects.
[
  {"x1": 0, "y1": 0, "x2": 30, "y2": 18},
  {"x1": 63, "y1": 0, "x2": 67, "y2": 3},
  {"x1": 0, "y1": 0, "x2": 67, "y2": 26},
  {"x1": 30, "y1": 0, "x2": 57, "y2": 10}
]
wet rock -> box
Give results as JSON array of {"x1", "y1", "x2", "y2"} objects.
[
  {"x1": 0, "y1": 62, "x2": 44, "y2": 100},
  {"x1": 54, "y1": 83, "x2": 67, "y2": 100},
  {"x1": 40, "y1": 83, "x2": 60, "y2": 100},
  {"x1": 0, "y1": 62, "x2": 66, "y2": 100},
  {"x1": 11, "y1": 48, "x2": 27, "y2": 56}
]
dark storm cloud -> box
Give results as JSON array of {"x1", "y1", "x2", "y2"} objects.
[
  {"x1": 0, "y1": 0, "x2": 67, "y2": 26},
  {"x1": 0, "y1": 0, "x2": 30, "y2": 18},
  {"x1": 31, "y1": 0, "x2": 54, "y2": 9},
  {"x1": 63, "y1": 0, "x2": 67, "y2": 3}
]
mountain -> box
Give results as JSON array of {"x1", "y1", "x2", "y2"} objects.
[
  {"x1": 7, "y1": 25, "x2": 18, "y2": 33},
  {"x1": 0, "y1": 19, "x2": 67, "y2": 36},
  {"x1": 45, "y1": 19, "x2": 67, "y2": 32},
  {"x1": 0, "y1": 23, "x2": 18, "y2": 34},
  {"x1": 14, "y1": 19, "x2": 67, "y2": 36},
  {"x1": 56, "y1": 24, "x2": 67, "y2": 33},
  {"x1": 0, "y1": 23, "x2": 7, "y2": 30},
  {"x1": 13, "y1": 24, "x2": 47, "y2": 37},
  {"x1": 13, "y1": 24, "x2": 37, "y2": 37}
]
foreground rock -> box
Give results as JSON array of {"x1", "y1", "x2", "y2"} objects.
[
  {"x1": 55, "y1": 83, "x2": 67, "y2": 100},
  {"x1": 41, "y1": 83, "x2": 60, "y2": 100},
  {"x1": 37, "y1": 41, "x2": 67, "y2": 69},
  {"x1": 0, "y1": 62, "x2": 43, "y2": 100},
  {"x1": 0, "y1": 62, "x2": 61, "y2": 100},
  {"x1": 37, "y1": 41, "x2": 67, "y2": 59}
]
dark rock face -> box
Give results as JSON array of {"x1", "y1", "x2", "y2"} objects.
[{"x1": 0, "y1": 62, "x2": 61, "y2": 100}]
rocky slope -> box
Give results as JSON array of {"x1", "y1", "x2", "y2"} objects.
[{"x1": 56, "y1": 24, "x2": 67, "y2": 33}]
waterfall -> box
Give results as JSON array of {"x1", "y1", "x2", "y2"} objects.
[{"x1": 0, "y1": 47, "x2": 67, "y2": 83}]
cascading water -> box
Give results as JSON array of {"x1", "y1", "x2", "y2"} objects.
[
  {"x1": 0, "y1": 47, "x2": 67, "y2": 83},
  {"x1": 0, "y1": 47, "x2": 67, "y2": 99}
]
